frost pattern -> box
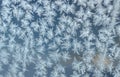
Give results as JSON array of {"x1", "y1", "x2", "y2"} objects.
[{"x1": 0, "y1": 0, "x2": 120, "y2": 77}]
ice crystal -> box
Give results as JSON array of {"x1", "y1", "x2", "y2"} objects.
[{"x1": 0, "y1": 0, "x2": 120, "y2": 77}]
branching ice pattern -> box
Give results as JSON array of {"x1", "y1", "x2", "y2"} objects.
[{"x1": 0, "y1": 0, "x2": 120, "y2": 77}]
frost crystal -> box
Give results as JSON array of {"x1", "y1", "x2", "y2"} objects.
[{"x1": 0, "y1": 0, "x2": 120, "y2": 77}]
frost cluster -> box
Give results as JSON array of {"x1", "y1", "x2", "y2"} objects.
[{"x1": 0, "y1": 0, "x2": 120, "y2": 77}]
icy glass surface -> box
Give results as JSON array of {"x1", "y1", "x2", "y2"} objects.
[{"x1": 0, "y1": 0, "x2": 120, "y2": 77}]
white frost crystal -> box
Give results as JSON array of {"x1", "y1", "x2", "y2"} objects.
[{"x1": 0, "y1": 0, "x2": 120, "y2": 77}]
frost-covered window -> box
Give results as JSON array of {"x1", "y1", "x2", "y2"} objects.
[{"x1": 0, "y1": 0, "x2": 120, "y2": 77}]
